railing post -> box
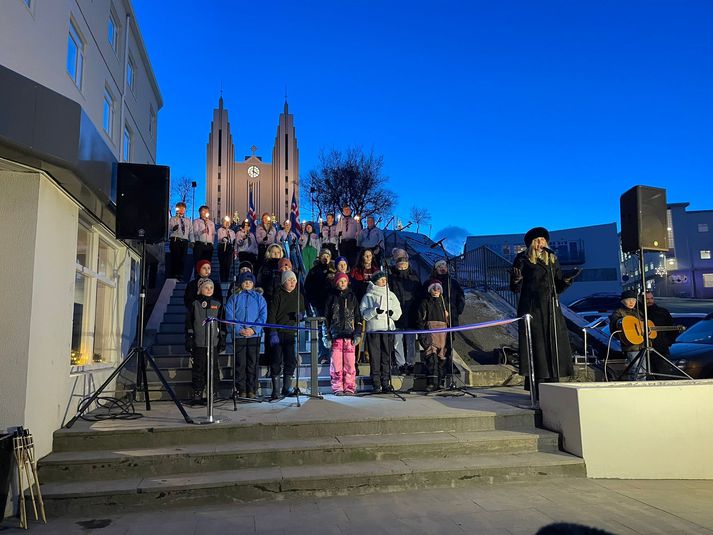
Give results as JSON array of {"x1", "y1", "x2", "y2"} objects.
[{"x1": 524, "y1": 313, "x2": 538, "y2": 408}]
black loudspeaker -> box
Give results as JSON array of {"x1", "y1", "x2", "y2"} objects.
[
  {"x1": 620, "y1": 185, "x2": 668, "y2": 254},
  {"x1": 116, "y1": 163, "x2": 169, "y2": 243}
]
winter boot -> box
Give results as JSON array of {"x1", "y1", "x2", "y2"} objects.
[
  {"x1": 282, "y1": 375, "x2": 294, "y2": 397},
  {"x1": 371, "y1": 376, "x2": 382, "y2": 394},
  {"x1": 425, "y1": 355, "x2": 437, "y2": 392},
  {"x1": 270, "y1": 377, "x2": 280, "y2": 400},
  {"x1": 437, "y1": 359, "x2": 448, "y2": 389}
]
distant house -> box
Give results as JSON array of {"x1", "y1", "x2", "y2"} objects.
[
  {"x1": 464, "y1": 223, "x2": 622, "y2": 304},
  {"x1": 621, "y1": 203, "x2": 713, "y2": 298}
]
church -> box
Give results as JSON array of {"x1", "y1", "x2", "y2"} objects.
[{"x1": 205, "y1": 97, "x2": 300, "y2": 223}]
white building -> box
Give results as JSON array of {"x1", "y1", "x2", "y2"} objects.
[{"x1": 0, "y1": 0, "x2": 162, "y2": 496}]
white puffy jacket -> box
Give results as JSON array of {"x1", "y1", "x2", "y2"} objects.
[{"x1": 360, "y1": 282, "x2": 402, "y2": 332}]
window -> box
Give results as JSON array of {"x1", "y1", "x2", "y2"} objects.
[
  {"x1": 127, "y1": 57, "x2": 135, "y2": 91},
  {"x1": 66, "y1": 20, "x2": 84, "y2": 89},
  {"x1": 71, "y1": 227, "x2": 122, "y2": 367},
  {"x1": 107, "y1": 12, "x2": 118, "y2": 52},
  {"x1": 24, "y1": 0, "x2": 31, "y2": 8},
  {"x1": 704, "y1": 274, "x2": 713, "y2": 288},
  {"x1": 122, "y1": 125, "x2": 132, "y2": 161},
  {"x1": 102, "y1": 89, "x2": 114, "y2": 136},
  {"x1": 699, "y1": 223, "x2": 709, "y2": 233},
  {"x1": 701, "y1": 250, "x2": 712, "y2": 260}
]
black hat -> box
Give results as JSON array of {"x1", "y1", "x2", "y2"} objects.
[
  {"x1": 238, "y1": 260, "x2": 253, "y2": 272},
  {"x1": 621, "y1": 290, "x2": 638, "y2": 300},
  {"x1": 524, "y1": 227, "x2": 550, "y2": 247}
]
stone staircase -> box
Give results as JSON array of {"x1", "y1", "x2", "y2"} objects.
[{"x1": 37, "y1": 397, "x2": 586, "y2": 515}]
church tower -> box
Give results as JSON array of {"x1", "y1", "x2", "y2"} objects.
[{"x1": 205, "y1": 98, "x2": 299, "y2": 223}]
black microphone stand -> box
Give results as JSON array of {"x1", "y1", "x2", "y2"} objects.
[{"x1": 428, "y1": 242, "x2": 476, "y2": 398}]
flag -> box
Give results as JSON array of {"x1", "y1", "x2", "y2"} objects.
[
  {"x1": 290, "y1": 191, "x2": 302, "y2": 237},
  {"x1": 248, "y1": 190, "x2": 257, "y2": 233}
]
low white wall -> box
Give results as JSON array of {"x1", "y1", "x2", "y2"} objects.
[{"x1": 541, "y1": 380, "x2": 713, "y2": 479}]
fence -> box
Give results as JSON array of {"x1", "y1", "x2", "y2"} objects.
[{"x1": 451, "y1": 245, "x2": 518, "y2": 310}]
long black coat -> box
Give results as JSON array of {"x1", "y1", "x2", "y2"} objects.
[
  {"x1": 510, "y1": 251, "x2": 573, "y2": 380},
  {"x1": 389, "y1": 267, "x2": 422, "y2": 328}
]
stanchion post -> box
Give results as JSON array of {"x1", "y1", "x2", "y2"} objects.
[
  {"x1": 524, "y1": 313, "x2": 538, "y2": 407},
  {"x1": 206, "y1": 321, "x2": 214, "y2": 422}
]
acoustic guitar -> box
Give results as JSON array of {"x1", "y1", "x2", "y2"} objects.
[{"x1": 620, "y1": 315, "x2": 685, "y2": 346}]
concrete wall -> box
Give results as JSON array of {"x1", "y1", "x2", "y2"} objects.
[{"x1": 540, "y1": 381, "x2": 713, "y2": 479}]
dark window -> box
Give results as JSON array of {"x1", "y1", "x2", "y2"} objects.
[
  {"x1": 285, "y1": 134, "x2": 288, "y2": 170},
  {"x1": 218, "y1": 129, "x2": 222, "y2": 166}
]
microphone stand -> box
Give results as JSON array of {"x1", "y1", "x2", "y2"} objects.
[{"x1": 428, "y1": 241, "x2": 476, "y2": 398}]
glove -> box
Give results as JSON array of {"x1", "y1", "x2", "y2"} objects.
[
  {"x1": 387, "y1": 310, "x2": 394, "y2": 317},
  {"x1": 511, "y1": 267, "x2": 523, "y2": 283},
  {"x1": 172, "y1": 224, "x2": 179, "y2": 232},
  {"x1": 270, "y1": 332, "x2": 280, "y2": 346},
  {"x1": 352, "y1": 334, "x2": 362, "y2": 347},
  {"x1": 185, "y1": 336, "x2": 195, "y2": 354},
  {"x1": 376, "y1": 308, "x2": 384, "y2": 315}
]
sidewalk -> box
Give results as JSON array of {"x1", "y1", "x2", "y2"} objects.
[{"x1": 5, "y1": 477, "x2": 713, "y2": 534}]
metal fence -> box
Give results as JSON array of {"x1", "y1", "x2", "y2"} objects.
[{"x1": 451, "y1": 246, "x2": 518, "y2": 310}]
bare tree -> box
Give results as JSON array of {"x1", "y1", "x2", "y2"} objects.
[
  {"x1": 409, "y1": 206, "x2": 432, "y2": 234},
  {"x1": 303, "y1": 147, "x2": 396, "y2": 221},
  {"x1": 171, "y1": 176, "x2": 194, "y2": 216}
]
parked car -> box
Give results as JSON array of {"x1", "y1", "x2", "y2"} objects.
[
  {"x1": 567, "y1": 293, "x2": 622, "y2": 322},
  {"x1": 670, "y1": 313, "x2": 713, "y2": 379}
]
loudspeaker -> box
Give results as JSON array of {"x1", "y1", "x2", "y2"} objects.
[
  {"x1": 116, "y1": 163, "x2": 169, "y2": 243},
  {"x1": 620, "y1": 185, "x2": 668, "y2": 254}
]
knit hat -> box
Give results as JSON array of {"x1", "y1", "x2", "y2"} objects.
[
  {"x1": 524, "y1": 227, "x2": 550, "y2": 247},
  {"x1": 278, "y1": 258, "x2": 293, "y2": 271},
  {"x1": 239, "y1": 272, "x2": 256, "y2": 286},
  {"x1": 427, "y1": 280, "x2": 443, "y2": 294},
  {"x1": 197, "y1": 277, "x2": 214, "y2": 294},
  {"x1": 621, "y1": 290, "x2": 638, "y2": 300},
  {"x1": 238, "y1": 260, "x2": 253, "y2": 273},
  {"x1": 334, "y1": 272, "x2": 349, "y2": 286},
  {"x1": 335, "y1": 256, "x2": 348, "y2": 267},
  {"x1": 319, "y1": 247, "x2": 332, "y2": 258},
  {"x1": 195, "y1": 259, "x2": 211, "y2": 273},
  {"x1": 371, "y1": 271, "x2": 387, "y2": 284},
  {"x1": 281, "y1": 270, "x2": 297, "y2": 284},
  {"x1": 434, "y1": 259, "x2": 447, "y2": 270},
  {"x1": 391, "y1": 248, "x2": 408, "y2": 264}
]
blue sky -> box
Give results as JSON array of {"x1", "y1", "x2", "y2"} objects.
[{"x1": 133, "y1": 0, "x2": 713, "y2": 248}]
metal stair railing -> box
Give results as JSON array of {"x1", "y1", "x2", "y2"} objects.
[{"x1": 451, "y1": 245, "x2": 518, "y2": 310}]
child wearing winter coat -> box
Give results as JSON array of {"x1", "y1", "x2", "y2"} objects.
[
  {"x1": 224, "y1": 272, "x2": 267, "y2": 398},
  {"x1": 185, "y1": 278, "x2": 226, "y2": 404},
  {"x1": 267, "y1": 270, "x2": 304, "y2": 399},
  {"x1": 324, "y1": 273, "x2": 363, "y2": 395},
  {"x1": 360, "y1": 271, "x2": 402, "y2": 393},
  {"x1": 416, "y1": 280, "x2": 449, "y2": 391}
]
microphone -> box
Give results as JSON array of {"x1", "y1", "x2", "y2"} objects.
[
  {"x1": 543, "y1": 247, "x2": 556, "y2": 255},
  {"x1": 430, "y1": 237, "x2": 447, "y2": 249}
]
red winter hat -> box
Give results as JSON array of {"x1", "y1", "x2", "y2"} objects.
[
  {"x1": 278, "y1": 258, "x2": 293, "y2": 271},
  {"x1": 334, "y1": 272, "x2": 349, "y2": 286},
  {"x1": 195, "y1": 259, "x2": 211, "y2": 273}
]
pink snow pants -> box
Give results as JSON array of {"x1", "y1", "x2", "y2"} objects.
[{"x1": 330, "y1": 338, "x2": 356, "y2": 393}]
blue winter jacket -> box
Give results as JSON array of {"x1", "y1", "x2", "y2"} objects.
[{"x1": 224, "y1": 289, "x2": 268, "y2": 338}]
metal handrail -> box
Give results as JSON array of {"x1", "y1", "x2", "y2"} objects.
[{"x1": 451, "y1": 246, "x2": 518, "y2": 309}]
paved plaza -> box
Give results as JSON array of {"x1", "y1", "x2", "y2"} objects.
[{"x1": 3, "y1": 477, "x2": 713, "y2": 534}]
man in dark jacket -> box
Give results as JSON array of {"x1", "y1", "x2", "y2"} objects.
[
  {"x1": 267, "y1": 270, "x2": 304, "y2": 399},
  {"x1": 641, "y1": 291, "x2": 679, "y2": 376},
  {"x1": 389, "y1": 254, "x2": 421, "y2": 374}
]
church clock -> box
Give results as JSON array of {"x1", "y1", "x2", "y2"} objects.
[{"x1": 247, "y1": 165, "x2": 260, "y2": 178}]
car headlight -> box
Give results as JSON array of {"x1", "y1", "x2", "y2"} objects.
[{"x1": 675, "y1": 359, "x2": 687, "y2": 369}]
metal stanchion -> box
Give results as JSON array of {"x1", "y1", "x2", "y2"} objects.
[
  {"x1": 523, "y1": 313, "x2": 538, "y2": 409},
  {"x1": 194, "y1": 319, "x2": 225, "y2": 424}
]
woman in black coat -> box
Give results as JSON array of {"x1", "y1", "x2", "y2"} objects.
[{"x1": 510, "y1": 227, "x2": 573, "y2": 390}]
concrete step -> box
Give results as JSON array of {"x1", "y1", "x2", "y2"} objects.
[
  {"x1": 39, "y1": 429, "x2": 561, "y2": 483},
  {"x1": 39, "y1": 451, "x2": 585, "y2": 516},
  {"x1": 50, "y1": 408, "x2": 534, "y2": 453}
]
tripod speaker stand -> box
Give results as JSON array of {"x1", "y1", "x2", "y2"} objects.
[{"x1": 66, "y1": 239, "x2": 192, "y2": 427}]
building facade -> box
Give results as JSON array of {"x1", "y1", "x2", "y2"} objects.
[
  {"x1": 206, "y1": 98, "x2": 299, "y2": 223},
  {"x1": 621, "y1": 203, "x2": 713, "y2": 298},
  {"x1": 0, "y1": 0, "x2": 162, "y2": 482},
  {"x1": 464, "y1": 223, "x2": 622, "y2": 304}
]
